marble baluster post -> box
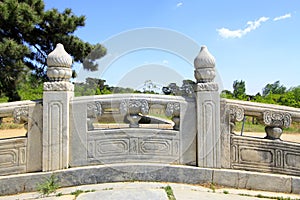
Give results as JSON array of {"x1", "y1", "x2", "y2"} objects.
[
  {"x1": 194, "y1": 46, "x2": 221, "y2": 168},
  {"x1": 43, "y1": 44, "x2": 74, "y2": 171}
]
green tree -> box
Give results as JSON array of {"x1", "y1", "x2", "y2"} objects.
[
  {"x1": 220, "y1": 90, "x2": 233, "y2": 99},
  {"x1": 233, "y1": 80, "x2": 246, "y2": 99},
  {"x1": 262, "y1": 81, "x2": 286, "y2": 96},
  {"x1": 0, "y1": 0, "x2": 106, "y2": 101}
]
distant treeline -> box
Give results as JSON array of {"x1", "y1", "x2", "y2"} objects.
[
  {"x1": 221, "y1": 80, "x2": 300, "y2": 108},
  {"x1": 1, "y1": 76, "x2": 299, "y2": 109}
]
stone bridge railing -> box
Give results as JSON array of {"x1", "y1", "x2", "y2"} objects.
[
  {"x1": 223, "y1": 99, "x2": 300, "y2": 176},
  {"x1": 0, "y1": 100, "x2": 42, "y2": 175},
  {"x1": 69, "y1": 94, "x2": 196, "y2": 168},
  {"x1": 225, "y1": 98, "x2": 300, "y2": 139},
  {"x1": 0, "y1": 43, "x2": 299, "y2": 180}
]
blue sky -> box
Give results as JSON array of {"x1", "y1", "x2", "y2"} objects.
[{"x1": 44, "y1": 0, "x2": 300, "y2": 94}]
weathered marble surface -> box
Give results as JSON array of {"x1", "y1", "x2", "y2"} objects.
[
  {"x1": 0, "y1": 163, "x2": 299, "y2": 195},
  {"x1": 231, "y1": 135, "x2": 300, "y2": 176},
  {"x1": 69, "y1": 94, "x2": 197, "y2": 167}
]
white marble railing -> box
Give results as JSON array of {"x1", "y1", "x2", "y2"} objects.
[
  {"x1": 0, "y1": 100, "x2": 41, "y2": 122},
  {"x1": 0, "y1": 100, "x2": 43, "y2": 176},
  {"x1": 223, "y1": 98, "x2": 300, "y2": 140},
  {"x1": 69, "y1": 93, "x2": 197, "y2": 167},
  {"x1": 72, "y1": 93, "x2": 194, "y2": 130}
]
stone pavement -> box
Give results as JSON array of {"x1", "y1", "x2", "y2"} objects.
[{"x1": 1, "y1": 182, "x2": 300, "y2": 200}]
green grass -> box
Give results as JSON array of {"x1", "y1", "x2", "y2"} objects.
[
  {"x1": 56, "y1": 193, "x2": 63, "y2": 197},
  {"x1": 162, "y1": 185, "x2": 176, "y2": 200},
  {"x1": 0, "y1": 117, "x2": 24, "y2": 130},
  {"x1": 103, "y1": 188, "x2": 113, "y2": 190},
  {"x1": 36, "y1": 174, "x2": 60, "y2": 196},
  {"x1": 209, "y1": 183, "x2": 216, "y2": 193},
  {"x1": 235, "y1": 118, "x2": 300, "y2": 134},
  {"x1": 70, "y1": 190, "x2": 84, "y2": 197},
  {"x1": 56, "y1": 189, "x2": 96, "y2": 198},
  {"x1": 0, "y1": 123, "x2": 23, "y2": 130},
  {"x1": 239, "y1": 193, "x2": 298, "y2": 200}
]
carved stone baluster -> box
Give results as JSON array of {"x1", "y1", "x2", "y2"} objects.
[
  {"x1": 120, "y1": 99, "x2": 149, "y2": 128},
  {"x1": 194, "y1": 46, "x2": 221, "y2": 168},
  {"x1": 13, "y1": 106, "x2": 29, "y2": 131},
  {"x1": 229, "y1": 106, "x2": 244, "y2": 134},
  {"x1": 261, "y1": 111, "x2": 292, "y2": 140},
  {"x1": 43, "y1": 43, "x2": 74, "y2": 171},
  {"x1": 165, "y1": 102, "x2": 180, "y2": 130},
  {"x1": 87, "y1": 102, "x2": 102, "y2": 130}
]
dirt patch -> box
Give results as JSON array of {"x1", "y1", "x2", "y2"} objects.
[
  {"x1": 238, "y1": 132, "x2": 300, "y2": 143},
  {"x1": 0, "y1": 128, "x2": 26, "y2": 139},
  {"x1": 1, "y1": 128, "x2": 299, "y2": 143}
]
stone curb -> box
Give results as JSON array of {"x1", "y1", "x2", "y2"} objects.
[{"x1": 0, "y1": 163, "x2": 299, "y2": 196}]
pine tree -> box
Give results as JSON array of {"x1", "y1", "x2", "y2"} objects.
[{"x1": 0, "y1": 0, "x2": 106, "y2": 101}]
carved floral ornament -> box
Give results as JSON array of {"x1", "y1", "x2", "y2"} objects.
[
  {"x1": 120, "y1": 99, "x2": 149, "y2": 115},
  {"x1": 87, "y1": 101, "x2": 102, "y2": 119},
  {"x1": 229, "y1": 105, "x2": 244, "y2": 122},
  {"x1": 195, "y1": 82, "x2": 218, "y2": 92},
  {"x1": 263, "y1": 111, "x2": 292, "y2": 128},
  {"x1": 165, "y1": 102, "x2": 180, "y2": 117},
  {"x1": 43, "y1": 82, "x2": 74, "y2": 91},
  {"x1": 13, "y1": 106, "x2": 29, "y2": 124}
]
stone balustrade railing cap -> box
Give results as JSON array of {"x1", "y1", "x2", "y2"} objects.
[{"x1": 47, "y1": 43, "x2": 72, "y2": 68}]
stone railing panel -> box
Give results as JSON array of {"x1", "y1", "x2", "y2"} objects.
[
  {"x1": 0, "y1": 100, "x2": 43, "y2": 175},
  {"x1": 69, "y1": 94, "x2": 196, "y2": 167},
  {"x1": 87, "y1": 129, "x2": 180, "y2": 164},
  {"x1": 0, "y1": 138, "x2": 27, "y2": 175},
  {"x1": 231, "y1": 134, "x2": 300, "y2": 176},
  {"x1": 224, "y1": 99, "x2": 300, "y2": 140}
]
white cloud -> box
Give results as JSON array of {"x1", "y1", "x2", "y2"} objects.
[
  {"x1": 162, "y1": 60, "x2": 169, "y2": 64},
  {"x1": 217, "y1": 16, "x2": 269, "y2": 39},
  {"x1": 176, "y1": 2, "x2": 183, "y2": 7},
  {"x1": 273, "y1": 13, "x2": 291, "y2": 21}
]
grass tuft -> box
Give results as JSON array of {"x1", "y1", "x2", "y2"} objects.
[
  {"x1": 37, "y1": 174, "x2": 60, "y2": 196},
  {"x1": 163, "y1": 185, "x2": 176, "y2": 200}
]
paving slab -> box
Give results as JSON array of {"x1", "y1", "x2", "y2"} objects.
[
  {"x1": 172, "y1": 189, "x2": 266, "y2": 200},
  {"x1": 1, "y1": 182, "x2": 300, "y2": 200},
  {"x1": 77, "y1": 188, "x2": 168, "y2": 200}
]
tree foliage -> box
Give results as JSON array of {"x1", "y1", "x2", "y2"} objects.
[
  {"x1": 221, "y1": 80, "x2": 300, "y2": 108},
  {"x1": 0, "y1": 0, "x2": 106, "y2": 101},
  {"x1": 262, "y1": 81, "x2": 286, "y2": 96},
  {"x1": 233, "y1": 80, "x2": 246, "y2": 99}
]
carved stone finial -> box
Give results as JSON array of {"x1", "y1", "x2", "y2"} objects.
[
  {"x1": 47, "y1": 44, "x2": 72, "y2": 68},
  {"x1": 194, "y1": 46, "x2": 216, "y2": 83},
  {"x1": 46, "y1": 43, "x2": 73, "y2": 82}
]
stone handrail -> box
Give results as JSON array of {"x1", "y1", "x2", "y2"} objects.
[
  {"x1": 72, "y1": 93, "x2": 194, "y2": 130},
  {"x1": 223, "y1": 98, "x2": 300, "y2": 139},
  {"x1": 0, "y1": 100, "x2": 42, "y2": 126}
]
